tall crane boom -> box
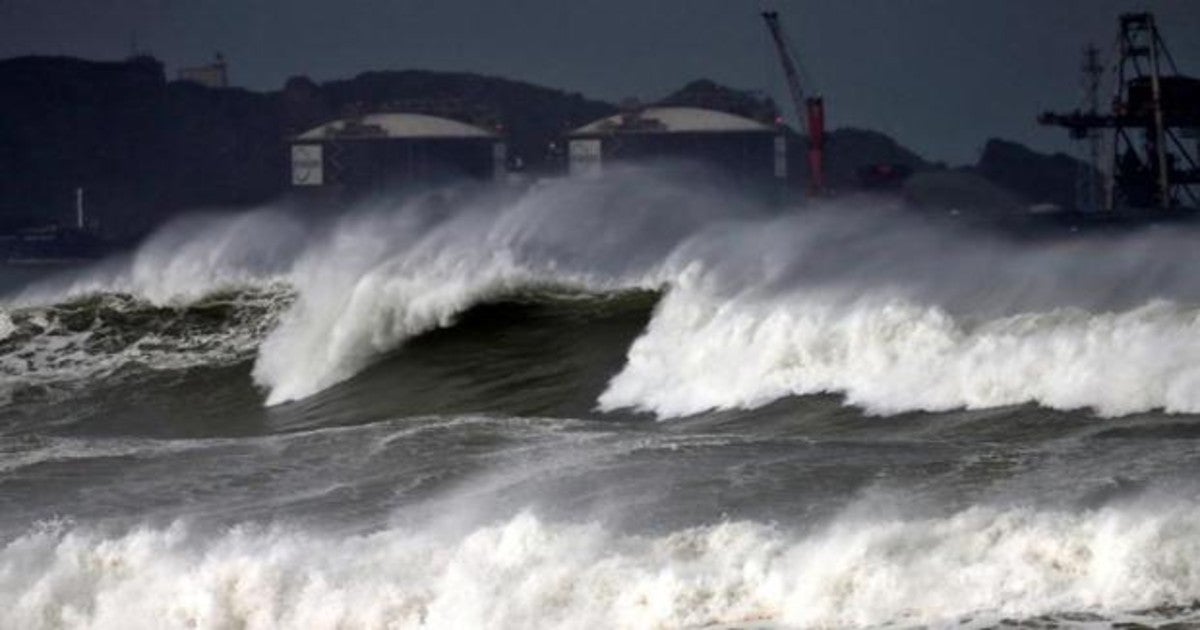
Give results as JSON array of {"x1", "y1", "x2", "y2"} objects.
[
  {"x1": 761, "y1": 12, "x2": 808, "y2": 134},
  {"x1": 761, "y1": 11, "x2": 826, "y2": 194}
]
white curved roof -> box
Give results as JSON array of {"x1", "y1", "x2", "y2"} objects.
[
  {"x1": 296, "y1": 113, "x2": 497, "y2": 140},
  {"x1": 570, "y1": 106, "x2": 774, "y2": 136}
]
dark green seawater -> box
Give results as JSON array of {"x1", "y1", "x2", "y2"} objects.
[{"x1": 3, "y1": 174, "x2": 1200, "y2": 628}]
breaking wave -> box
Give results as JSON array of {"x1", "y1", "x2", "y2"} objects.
[
  {"x1": 599, "y1": 286, "x2": 1200, "y2": 418},
  {"x1": 8, "y1": 168, "x2": 1200, "y2": 417},
  {"x1": 0, "y1": 287, "x2": 291, "y2": 397},
  {"x1": 5, "y1": 501, "x2": 1200, "y2": 629}
]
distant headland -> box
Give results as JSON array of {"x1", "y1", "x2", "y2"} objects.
[{"x1": 0, "y1": 55, "x2": 1087, "y2": 242}]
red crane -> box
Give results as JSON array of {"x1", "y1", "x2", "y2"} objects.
[{"x1": 761, "y1": 11, "x2": 826, "y2": 195}]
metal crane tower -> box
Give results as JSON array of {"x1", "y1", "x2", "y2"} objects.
[
  {"x1": 762, "y1": 11, "x2": 826, "y2": 195},
  {"x1": 1040, "y1": 13, "x2": 1200, "y2": 211}
]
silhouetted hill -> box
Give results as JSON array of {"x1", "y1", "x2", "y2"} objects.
[
  {"x1": 901, "y1": 141, "x2": 1095, "y2": 215},
  {"x1": 658, "y1": 79, "x2": 781, "y2": 123},
  {"x1": 658, "y1": 81, "x2": 936, "y2": 190},
  {"x1": 0, "y1": 57, "x2": 613, "y2": 239},
  {"x1": 0, "y1": 55, "x2": 286, "y2": 237},
  {"x1": 974, "y1": 138, "x2": 1093, "y2": 210},
  {"x1": 0, "y1": 56, "x2": 1083, "y2": 241},
  {"x1": 308, "y1": 70, "x2": 615, "y2": 168},
  {"x1": 904, "y1": 169, "x2": 1028, "y2": 215},
  {"x1": 825, "y1": 128, "x2": 934, "y2": 190},
  {"x1": 0, "y1": 56, "x2": 169, "y2": 234},
  {"x1": 655, "y1": 85, "x2": 1085, "y2": 209},
  {"x1": 161, "y1": 81, "x2": 284, "y2": 214}
]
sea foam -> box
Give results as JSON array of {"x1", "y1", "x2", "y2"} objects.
[
  {"x1": 4, "y1": 502, "x2": 1200, "y2": 629},
  {"x1": 9, "y1": 169, "x2": 1200, "y2": 417},
  {"x1": 599, "y1": 283, "x2": 1200, "y2": 418}
]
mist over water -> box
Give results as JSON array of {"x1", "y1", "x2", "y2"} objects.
[
  {"x1": 4, "y1": 166, "x2": 1200, "y2": 628},
  {"x1": 20, "y1": 165, "x2": 1195, "y2": 416}
]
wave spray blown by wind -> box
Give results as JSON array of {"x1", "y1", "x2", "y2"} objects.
[{"x1": 10, "y1": 167, "x2": 1200, "y2": 417}]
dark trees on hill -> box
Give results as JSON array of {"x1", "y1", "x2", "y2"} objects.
[{"x1": 0, "y1": 55, "x2": 1086, "y2": 240}]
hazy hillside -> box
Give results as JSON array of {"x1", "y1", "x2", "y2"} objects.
[
  {"x1": 0, "y1": 55, "x2": 1087, "y2": 240},
  {"x1": 0, "y1": 57, "x2": 613, "y2": 238}
]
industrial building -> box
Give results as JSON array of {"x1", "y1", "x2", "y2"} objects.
[
  {"x1": 289, "y1": 112, "x2": 506, "y2": 192},
  {"x1": 564, "y1": 106, "x2": 794, "y2": 186}
]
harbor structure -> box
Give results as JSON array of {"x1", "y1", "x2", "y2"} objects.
[
  {"x1": 289, "y1": 112, "x2": 506, "y2": 193},
  {"x1": 761, "y1": 11, "x2": 827, "y2": 195},
  {"x1": 564, "y1": 105, "x2": 794, "y2": 186},
  {"x1": 1040, "y1": 12, "x2": 1199, "y2": 212}
]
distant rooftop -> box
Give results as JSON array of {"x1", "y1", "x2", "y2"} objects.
[
  {"x1": 569, "y1": 106, "x2": 776, "y2": 136},
  {"x1": 296, "y1": 112, "x2": 498, "y2": 140}
]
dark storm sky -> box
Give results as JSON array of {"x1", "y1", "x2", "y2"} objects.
[{"x1": 2, "y1": 0, "x2": 1197, "y2": 164}]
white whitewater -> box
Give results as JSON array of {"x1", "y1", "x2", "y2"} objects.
[
  {"x1": 599, "y1": 285, "x2": 1200, "y2": 418},
  {"x1": 7, "y1": 168, "x2": 1200, "y2": 417},
  {"x1": 5, "y1": 501, "x2": 1200, "y2": 629},
  {"x1": 5, "y1": 169, "x2": 1200, "y2": 630}
]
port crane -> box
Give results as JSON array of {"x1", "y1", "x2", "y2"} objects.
[
  {"x1": 1040, "y1": 13, "x2": 1200, "y2": 211},
  {"x1": 761, "y1": 10, "x2": 826, "y2": 194}
]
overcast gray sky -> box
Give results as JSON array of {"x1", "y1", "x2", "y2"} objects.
[{"x1": 1, "y1": 0, "x2": 1197, "y2": 164}]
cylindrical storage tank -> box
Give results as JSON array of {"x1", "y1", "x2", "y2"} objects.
[
  {"x1": 564, "y1": 106, "x2": 792, "y2": 186},
  {"x1": 289, "y1": 113, "x2": 505, "y2": 192}
]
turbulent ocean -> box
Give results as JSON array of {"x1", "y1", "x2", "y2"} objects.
[{"x1": 3, "y1": 168, "x2": 1200, "y2": 629}]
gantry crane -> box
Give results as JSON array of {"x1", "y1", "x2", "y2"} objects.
[{"x1": 1040, "y1": 13, "x2": 1200, "y2": 211}]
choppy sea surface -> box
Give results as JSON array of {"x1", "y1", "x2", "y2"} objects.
[{"x1": 3, "y1": 169, "x2": 1200, "y2": 629}]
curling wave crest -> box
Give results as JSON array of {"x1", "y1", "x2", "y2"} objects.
[
  {"x1": 9, "y1": 168, "x2": 1200, "y2": 416},
  {"x1": 599, "y1": 287, "x2": 1200, "y2": 418}
]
